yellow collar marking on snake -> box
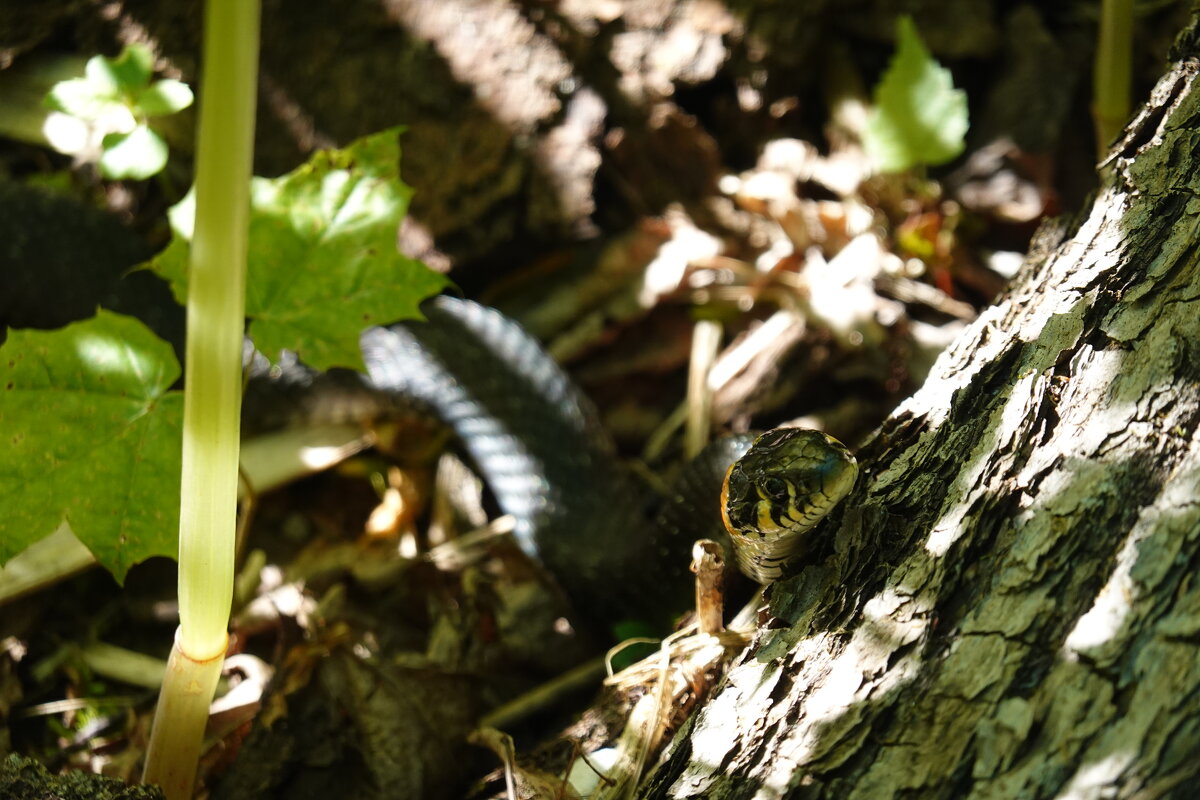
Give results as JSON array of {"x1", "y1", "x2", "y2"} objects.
[{"x1": 721, "y1": 428, "x2": 858, "y2": 584}]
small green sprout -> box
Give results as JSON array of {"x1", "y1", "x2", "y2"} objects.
[
  {"x1": 44, "y1": 43, "x2": 193, "y2": 180},
  {"x1": 863, "y1": 16, "x2": 969, "y2": 174}
]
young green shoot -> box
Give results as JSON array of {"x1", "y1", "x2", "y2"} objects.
[
  {"x1": 141, "y1": 0, "x2": 260, "y2": 796},
  {"x1": 0, "y1": 6, "x2": 444, "y2": 797},
  {"x1": 44, "y1": 43, "x2": 194, "y2": 180},
  {"x1": 1093, "y1": 0, "x2": 1134, "y2": 159},
  {"x1": 863, "y1": 15, "x2": 968, "y2": 175}
]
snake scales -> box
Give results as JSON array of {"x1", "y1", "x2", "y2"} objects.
[{"x1": 243, "y1": 295, "x2": 857, "y2": 624}]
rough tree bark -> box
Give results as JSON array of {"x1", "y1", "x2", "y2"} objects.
[{"x1": 642, "y1": 21, "x2": 1200, "y2": 800}]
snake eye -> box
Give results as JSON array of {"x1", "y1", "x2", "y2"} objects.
[{"x1": 761, "y1": 477, "x2": 789, "y2": 499}]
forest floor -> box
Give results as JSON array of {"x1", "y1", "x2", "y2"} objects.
[{"x1": 0, "y1": 3, "x2": 1191, "y2": 798}]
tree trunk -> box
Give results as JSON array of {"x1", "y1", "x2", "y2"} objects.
[{"x1": 642, "y1": 22, "x2": 1200, "y2": 800}]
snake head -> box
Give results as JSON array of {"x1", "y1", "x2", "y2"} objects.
[{"x1": 720, "y1": 427, "x2": 858, "y2": 582}]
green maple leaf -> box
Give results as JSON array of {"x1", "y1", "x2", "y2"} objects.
[
  {"x1": 154, "y1": 127, "x2": 449, "y2": 371},
  {"x1": 0, "y1": 312, "x2": 182, "y2": 581}
]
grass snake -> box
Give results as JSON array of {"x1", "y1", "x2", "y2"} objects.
[{"x1": 244, "y1": 296, "x2": 857, "y2": 624}]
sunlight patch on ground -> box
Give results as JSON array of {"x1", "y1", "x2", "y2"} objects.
[
  {"x1": 238, "y1": 424, "x2": 370, "y2": 495},
  {"x1": 638, "y1": 216, "x2": 721, "y2": 307}
]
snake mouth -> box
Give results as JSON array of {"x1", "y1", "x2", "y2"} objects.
[{"x1": 720, "y1": 427, "x2": 858, "y2": 582}]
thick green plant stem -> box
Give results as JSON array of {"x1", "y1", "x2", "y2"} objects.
[
  {"x1": 141, "y1": 631, "x2": 226, "y2": 799},
  {"x1": 175, "y1": 0, "x2": 259, "y2": 659},
  {"x1": 1094, "y1": 0, "x2": 1133, "y2": 158},
  {"x1": 143, "y1": 0, "x2": 260, "y2": 795}
]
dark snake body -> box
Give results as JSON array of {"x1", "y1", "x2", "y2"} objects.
[{"x1": 245, "y1": 296, "x2": 750, "y2": 624}]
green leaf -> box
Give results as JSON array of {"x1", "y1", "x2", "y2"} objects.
[
  {"x1": 0, "y1": 311, "x2": 183, "y2": 581},
  {"x1": 87, "y1": 44, "x2": 154, "y2": 94},
  {"x1": 99, "y1": 124, "x2": 169, "y2": 180},
  {"x1": 154, "y1": 127, "x2": 450, "y2": 371},
  {"x1": 43, "y1": 77, "x2": 125, "y2": 121},
  {"x1": 83, "y1": 54, "x2": 121, "y2": 96},
  {"x1": 863, "y1": 16, "x2": 969, "y2": 173},
  {"x1": 46, "y1": 45, "x2": 170, "y2": 127},
  {"x1": 135, "y1": 79, "x2": 194, "y2": 117}
]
